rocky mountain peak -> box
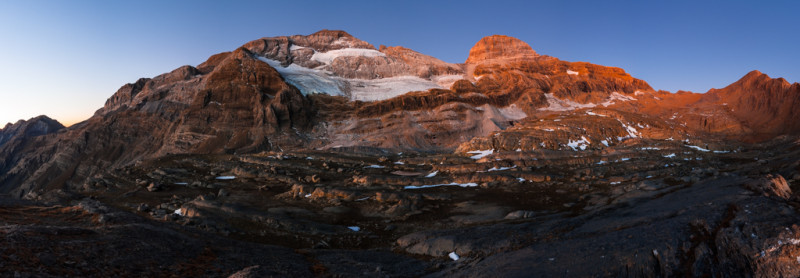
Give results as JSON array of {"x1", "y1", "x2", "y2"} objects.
[
  {"x1": 466, "y1": 35, "x2": 538, "y2": 64},
  {"x1": 0, "y1": 115, "x2": 64, "y2": 147},
  {"x1": 702, "y1": 70, "x2": 800, "y2": 136}
]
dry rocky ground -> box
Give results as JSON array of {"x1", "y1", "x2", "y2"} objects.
[{"x1": 4, "y1": 134, "x2": 800, "y2": 277}]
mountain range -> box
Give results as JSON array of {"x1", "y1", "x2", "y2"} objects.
[{"x1": 1, "y1": 30, "x2": 799, "y2": 277}]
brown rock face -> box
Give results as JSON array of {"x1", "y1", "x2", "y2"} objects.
[
  {"x1": 465, "y1": 35, "x2": 539, "y2": 64},
  {"x1": 0, "y1": 47, "x2": 313, "y2": 198},
  {"x1": 702, "y1": 70, "x2": 800, "y2": 137}
]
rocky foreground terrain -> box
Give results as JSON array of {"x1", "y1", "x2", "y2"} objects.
[{"x1": 1, "y1": 30, "x2": 799, "y2": 277}]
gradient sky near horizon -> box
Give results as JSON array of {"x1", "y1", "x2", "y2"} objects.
[{"x1": 1, "y1": 0, "x2": 798, "y2": 127}]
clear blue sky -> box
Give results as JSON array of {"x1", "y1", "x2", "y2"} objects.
[{"x1": 1, "y1": 0, "x2": 797, "y2": 126}]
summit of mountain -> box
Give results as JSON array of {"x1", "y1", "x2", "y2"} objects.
[{"x1": 465, "y1": 34, "x2": 539, "y2": 64}]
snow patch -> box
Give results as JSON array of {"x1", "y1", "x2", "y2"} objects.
[
  {"x1": 174, "y1": 208, "x2": 182, "y2": 216},
  {"x1": 567, "y1": 69, "x2": 579, "y2": 76},
  {"x1": 449, "y1": 252, "x2": 460, "y2": 261},
  {"x1": 364, "y1": 165, "x2": 385, "y2": 169},
  {"x1": 567, "y1": 136, "x2": 591, "y2": 151},
  {"x1": 487, "y1": 165, "x2": 516, "y2": 172},
  {"x1": 347, "y1": 226, "x2": 361, "y2": 232},
  {"x1": 664, "y1": 153, "x2": 676, "y2": 158},
  {"x1": 257, "y1": 56, "x2": 445, "y2": 101},
  {"x1": 586, "y1": 111, "x2": 607, "y2": 117},
  {"x1": 539, "y1": 93, "x2": 597, "y2": 111},
  {"x1": 289, "y1": 45, "x2": 307, "y2": 51},
  {"x1": 601, "y1": 92, "x2": 637, "y2": 107},
  {"x1": 686, "y1": 145, "x2": 710, "y2": 152},
  {"x1": 215, "y1": 176, "x2": 236, "y2": 180},
  {"x1": 467, "y1": 149, "x2": 493, "y2": 160},
  {"x1": 425, "y1": 171, "x2": 439, "y2": 178},
  {"x1": 600, "y1": 140, "x2": 609, "y2": 147},
  {"x1": 404, "y1": 182, "x2": 479, "y2": 190}
]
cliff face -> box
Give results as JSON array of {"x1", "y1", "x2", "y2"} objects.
[{"x1": 0, "y1": 47, "x2": 313, "y2": 198}]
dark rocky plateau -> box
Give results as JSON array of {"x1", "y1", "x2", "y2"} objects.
[{"x1": 1, "y1": 30, "x2": 799, "y2": 277}]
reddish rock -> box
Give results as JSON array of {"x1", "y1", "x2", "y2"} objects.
[{"x1": 465, "y1": 35, "x2": 539, "y2": 64}]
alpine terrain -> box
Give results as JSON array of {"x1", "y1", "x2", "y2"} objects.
[{"x1": 2, "y1": 30, "x2": 800, "y2": 277}]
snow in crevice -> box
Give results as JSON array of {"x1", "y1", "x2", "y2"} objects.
[
  {"x1": 404, "y1": 182, "x2": 479, "y2": 190},
  {"x1": 467, "y1": 149, "x2": 493, "y2": 160},
  {"x1": 616, "y1": 120, "x2": 639, "y2": 140},
  {"x1": 686, "y1": 145, "x2": 710, "y2": 152},
  {"x1": 216, "y1": 176, "x2": 236, "y2": 180},
  {"x1": 567, "y1": 69, "x2": 579, "y2": 76},
  {"x1": 567, "y1": 136, "x2": 591, "y2": 151},
  {"x1": 425, "y1": 171, "x2": 439, "y2": 178},
  {"x1": 485, "y1": 165, "x2": 517, "y2": 172},
  {"x1": 539, "y1": 93, "x2": 596, "y2": 111},
  {"x1": 539, "y1": 92, "x2": 637, "y2": 111},
  {"x1": 364, "y1": 165, "x2": 386, "y2": 169},
  {"x1": 347, "y1": 226, "x2": 361, "y2": 232},
  {"x1": 601, "y1": 92, "x2": 637, "y2": 107},
  {"x1": 289, "y1": 45, "x2": 307, "y2": 51},
  {"x1": 586, "y1": 111, "x2": 607, "y2": 117}
]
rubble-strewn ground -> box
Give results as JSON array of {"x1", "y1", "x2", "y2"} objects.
[{"x1": 4, "y1": 133, "x2": 800, "y2": 277}]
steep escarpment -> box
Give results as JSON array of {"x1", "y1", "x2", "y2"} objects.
[{"x1": 0, "y1": 47, "x2": 312, "y2": 199}]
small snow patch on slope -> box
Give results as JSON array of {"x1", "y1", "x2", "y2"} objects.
[
  {"x1": 567, "y1": 136, "x2": 591, "y2": 151},
  {"x1": 539, "y1": 93, "x2": 596, "y2": 111},
  {"x1": 467, "y1": 149, "x2": 493, "y2": 159},
  {"x1": 686, "y1": 145, "x2": 710, "y2": 152},
  {"x1": 567, "y1": 70, "x2": 579, "y2": 75},
  {"x1": 405, "y1": 183, "x2": 479, "y2": 190},
  {"x1": 601, "y1": 92, "x2": 637, "y2": 107}
]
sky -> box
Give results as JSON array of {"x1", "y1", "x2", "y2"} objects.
[{"x1": 0, "y1": 0, "x2": 798, "y2": 127}]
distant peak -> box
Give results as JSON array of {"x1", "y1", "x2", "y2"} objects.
[
  {"x1": 309, "y1": 29, "x2": 354, "y2": 38},
  {"x1": 734, "y1": 70, "x2": 793, "y2": 87},
  {"x1": 742, "y1": 70, "x2": 767, "y2": 80},
  {"x1": 466, "y1": 35, "x2": 538, "y2": 64}
]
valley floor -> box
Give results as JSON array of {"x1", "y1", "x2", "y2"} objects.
[{"x1": 3, "y1": 136, "x2": 800, "y2": 277}]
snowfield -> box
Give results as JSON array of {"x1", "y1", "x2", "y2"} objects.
[{"x1": 257, "y1": 56, "x2": 458, "y2": 101}]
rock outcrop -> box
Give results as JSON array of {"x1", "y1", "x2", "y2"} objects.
[{"x1": 465, "y1": 34, "x2": 539, "y2": 64}]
